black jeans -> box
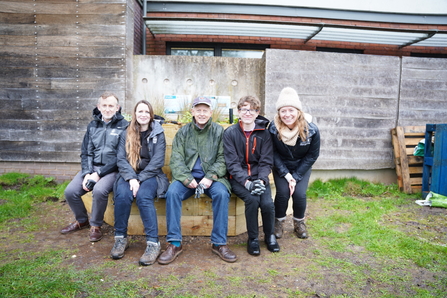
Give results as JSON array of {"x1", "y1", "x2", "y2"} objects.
[
  {"x1": 230, "y1": 179, "x2": 275, "y2": 240},
  {"x1": 273, "y1": 169, "x2": 312, "y2": 219}
]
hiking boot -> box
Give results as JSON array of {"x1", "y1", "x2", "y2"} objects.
[
  {"x1": 110, "y1": 237, "x2": 129, "y2": 260},
  {"x1": 274, "y1": 218, "x2": 284, "y2": 239},
  {"x1": 60, "y1": 220, "x2": 89, "y2": 234},
  {"x1": 139, "y1": 241, "x2": 161, "y2": 266},
  {"x1": 294, "y1": 220, "x2": 308, "y2": 239},
  {"x1": 88, "y1": 226, "x2": 103, "y2": 242}
]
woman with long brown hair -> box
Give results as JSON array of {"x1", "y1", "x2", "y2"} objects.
[
  {"x1": 110, "y1": 100, "x2": 168, "y2": 266},
  {"x1": 268, "y1": 87, "x2": 320, "y2": 240}
]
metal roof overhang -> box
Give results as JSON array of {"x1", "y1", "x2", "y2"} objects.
[{"x1": 144, "y1": 18, "x2": 447, "y2": 48}]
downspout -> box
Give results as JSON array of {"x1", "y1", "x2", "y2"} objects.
[{"x1": 142, "y1": 0, "x2": 147, "y2": 55}]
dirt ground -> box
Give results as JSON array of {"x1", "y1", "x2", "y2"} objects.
[{"x1": 3, "y1": 195, "x2": 447, "y2": 297}]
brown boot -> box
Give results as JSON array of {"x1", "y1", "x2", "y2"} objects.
[
  {"x1": 60, "y1": 220, "x2": 89, "y2": 234},
  {"x1": 274, "y1": 218, "x2": 284, "y2": 239},
  {"x1": 89, "y1": 226, "x2": 103, "y2": 242},
  {"x1": 294, "y1": 219, "x2": 308, "y2": 239}
]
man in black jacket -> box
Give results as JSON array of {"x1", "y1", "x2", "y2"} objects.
[
  {"x1": 60, "y1": 92, "x2": 128, "y2": 242},
  {"x1": 223, "y1": 95, "x2": 280, "y2": 256}
]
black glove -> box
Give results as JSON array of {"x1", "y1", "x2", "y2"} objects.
[
  {"x1": 195, "y1": 183, "x2": 205, "y2": 198},
  {"x1": 85, "y1": 179, "x2": 96, "y2": 191}
]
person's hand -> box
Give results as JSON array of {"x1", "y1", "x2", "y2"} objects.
[
  {"x1": 198, "y1": 177, "x2": 213, "y2": 189},
  {"x1": 187, "y1": 179, "x2": 198, "y2": 189},
  {"x1": 82, "y1": 172, "x2": 100, "y2": 191},
  {"x1": 245, "y1": 179, "x2": 266, "y2": 195},
  {"x1": 129, "y1": 179, "x2": 140, "y2": 197},
  {"x1": 285, "y1": 173, "x2": 296, "y2": 196}
]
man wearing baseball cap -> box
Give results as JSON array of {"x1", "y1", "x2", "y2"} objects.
[{"x1": 158, "y1": 96, "x2": 238, "y2": 264}]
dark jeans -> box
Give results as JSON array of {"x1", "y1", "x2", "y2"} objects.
[
  {"x1": 230, "y1": 179, "x2": 275, "y2": 240},
  {"x1": 64, "y1": 168, "x2": 116, "y2": 227},
  {"x1": 273, "y1": 169, "x2": 312, "y2": 219},
  {"x1": 113, "y1": 176, "x2": 159, "y2": 242}
]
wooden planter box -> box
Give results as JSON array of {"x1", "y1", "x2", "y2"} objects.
[{"x1": 81, "y1": 123, "x2": 267, "y2": 236}]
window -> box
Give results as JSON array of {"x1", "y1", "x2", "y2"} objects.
[
  {"x1": 316, "y1": 47, "x2": 364, "y2": 54},
  {"x1": 167, "y1": 42, "x2": 268, "y2": 58}
]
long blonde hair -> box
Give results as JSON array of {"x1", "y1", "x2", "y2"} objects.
[
  {"x1": 126, "y1": 100, "x2": 154, "y2": 171},
  {"x1": 274, "y1": 108, "x2": 308, "y2": 142}
]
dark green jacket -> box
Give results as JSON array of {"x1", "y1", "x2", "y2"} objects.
[{"x1": 169, "y1": 118, "x2": 231, "y2": 192}]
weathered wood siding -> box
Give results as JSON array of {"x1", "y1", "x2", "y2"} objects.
[
  {"x1": 264, "y1": 49, "x2": 447, "y2": 170},
  {"x1": 0, "y1": 0, "x2": 133, "y2": 162}
]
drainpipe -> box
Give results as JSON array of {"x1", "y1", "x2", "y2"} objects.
[{"x1": 142, "y1": 0, "x2": 147, "y2": 55}]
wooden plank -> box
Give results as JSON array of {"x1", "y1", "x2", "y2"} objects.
[
  {"x1": 391, "y1": 128, "x2": 404, "y2": 190},
  {"x1": 395, "y1": 126, "x2": 412, "y2": 193}
]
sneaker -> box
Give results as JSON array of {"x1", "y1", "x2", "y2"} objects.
[
  {"x1": 110, "y1": 237, "x2": 129, "y2": 260},
  {"x1": 274, "y1": 218, "x2": 284, "y2": 239},
  {"x1": 89, "y1": 226, "x2": 103, "y2": 242},
  {"x1": 294, "y1": 220, "x2": 309, "y2": 239},
  {"x1": 139, "y1": 241, "x2": 161, "y2": 266}
]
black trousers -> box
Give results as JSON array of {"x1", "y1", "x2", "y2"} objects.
[
  {"x1": 230, "y1": 179, "x2": 275, "y2": 240},
  {"x1": 273, "y1": 169, "x2": 312, "y2": 219}
]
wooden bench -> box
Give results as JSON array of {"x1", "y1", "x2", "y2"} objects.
[{"x1": 81, "y1": 123, "x2": 267, "y2": 236}]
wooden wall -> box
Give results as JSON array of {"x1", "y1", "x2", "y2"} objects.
[{"x1": 0, "y1": 0, "x2": 133, "y2": 163}]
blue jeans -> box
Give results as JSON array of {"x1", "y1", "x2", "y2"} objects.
[
  {"x1": 113, "y1": 176, "x2": 159, "y2": 242},
  {"x1": 165, "y1": 180, "x2": 230, "y2": 245}
]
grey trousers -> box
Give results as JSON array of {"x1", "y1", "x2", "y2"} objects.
[{"x1": 64, "y1": 168, "x2": 116, "y2": 227}]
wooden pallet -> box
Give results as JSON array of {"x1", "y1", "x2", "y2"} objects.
[{"x1": 391, "y1": 126, "x2": 425, "y2": 194}]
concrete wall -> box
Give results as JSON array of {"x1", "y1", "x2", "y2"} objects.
[
  {"x1": 131, "y1": 55, "x2": 265, "y2": 116},
  {"x1": 264, "y1": 49, "x2": 447, "y2": 174}
]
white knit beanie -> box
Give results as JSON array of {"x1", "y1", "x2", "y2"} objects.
[{"x1": 276, "y1": 87, "x2": 302, "y2": 111}]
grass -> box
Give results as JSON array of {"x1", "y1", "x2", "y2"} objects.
[{"x1": 0, "y1": 173, "x2": 446, "y2": 297}]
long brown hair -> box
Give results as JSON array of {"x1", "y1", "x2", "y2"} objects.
[
  {"x1": 275, "y1": 108, "x2": 308, "y2": 141},
  {"x1": 126, "y1": 100, "x2": 154, "y2": 171}
]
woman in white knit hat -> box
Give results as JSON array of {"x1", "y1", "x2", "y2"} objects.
[{"x1": 268, "y1": 87, "x2": 320, "y2": 239}]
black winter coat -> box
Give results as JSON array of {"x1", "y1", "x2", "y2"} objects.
[
  {"x1": 80, "y1": 107, "x2": 128, "y2": 178},
  {"x1": 223, "y1": 116, "x2": 273, "y2": 186},
  {"x1": 268, "y1": 121, "x2": 320, "y2": 182}
]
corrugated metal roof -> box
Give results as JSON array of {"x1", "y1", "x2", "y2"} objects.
[{"x1": 144, "y1": 18, "x2": 447, "y2": 48}]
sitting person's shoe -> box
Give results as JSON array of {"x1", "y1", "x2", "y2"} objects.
[
  {"x1": 265, "y1": 234, "x2": 280, "y2": 253},
  {"x1": 158, "y1": 243, "x2": 183, "y2": 265},
  {"x1": 60, "y1": 220, "x2": 89, "y2": 234},
  {"x1": 139, "y1": 241, "x2": 161, "y2": 266},
  {"x1": 274, "y1": 218, "x2": 284, "y2": 239},
  {"x1": 247, "y1": 238, "x2": 260, "y2": 256},
  {"x1": 212, "y1": 244, "x2": 238, "y2": 263},
  {"x1": 110, "y1": 237, "x2": 129, "y2": 259},
  {"x1": 88, "y1": 226, "x2": 103, "y2": 242},
  {"x1": 294, "y1": 220, "x2": 309, "y2": 239}
]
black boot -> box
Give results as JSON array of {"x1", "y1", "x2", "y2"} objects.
[
  {"x1": 247, "y1": 238, "x2": 260, "y2": 256},
  {"x1": 265, "y1": 234, "x2": 280, "y2": 253}
]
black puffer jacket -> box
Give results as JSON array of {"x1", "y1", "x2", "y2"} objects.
[
  {"x1": 268, "y1": 120, "x2": 320, "y2": 182},
  {"x1": 223, "y1": 116, "x2": 273, "y2": 186},
  {"x1": 116, "y1": 120, "x2": 169, "y2": 198},
  {"x1": 80, "y1": 107, "x2": 128, "y2": 178}
]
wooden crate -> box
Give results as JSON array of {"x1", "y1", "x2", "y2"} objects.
[{"x1": 391, "y1": 126, "x2": 425, "y2": 194}]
